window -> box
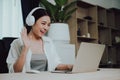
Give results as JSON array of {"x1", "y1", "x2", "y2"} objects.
[{"x1": 0, "y1": 0, "x2": 23, "y2": 39}]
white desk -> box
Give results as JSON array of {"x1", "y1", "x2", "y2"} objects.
[{"x1": 0, "y1": 69, "x2": 120, "y2": 80}]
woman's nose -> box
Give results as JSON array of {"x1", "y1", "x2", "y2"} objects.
[{"x1": 44, "y1": 25, "x2": 49, "y2": 30}]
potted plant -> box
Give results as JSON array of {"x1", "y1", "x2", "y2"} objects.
[{"x1": 40, "y1": 0, "x2": 77, "y2": 43}]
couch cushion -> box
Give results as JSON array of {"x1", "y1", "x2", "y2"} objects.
[
  {"x1": 0, "y1": 37, "x2": 17, "y2": 73},
  {"x1": 2, "y1": 37, "x2": 17, "y2": 54}
]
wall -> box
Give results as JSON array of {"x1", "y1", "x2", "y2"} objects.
[
  {"x1": 82, "y1": 0, "x2": 120, "y2": 9},
  {"x1": 111, "y1": 0, "x2": 120, "y2": 9},
  {"x1": 47, "y1": 0, "x2": 120, "y2": 9},
  {"x1": 0, "y1": 0, "x2": 2, "y2": 36},
  {"x1": 21, "y1": 0, "x2": 40, "y2": 24}
]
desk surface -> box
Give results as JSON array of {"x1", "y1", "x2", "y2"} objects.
[{"x1": 0, "y1": 69, "x2": 120, "y2": 80}]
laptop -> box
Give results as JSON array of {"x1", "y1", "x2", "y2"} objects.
[{"x1": 51, "y1": 42, "x2": 105, "y2": 73}]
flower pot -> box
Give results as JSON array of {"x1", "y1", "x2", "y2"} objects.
[{"x1": 48, "y1": 23, "x2": 70, "y2": 43}]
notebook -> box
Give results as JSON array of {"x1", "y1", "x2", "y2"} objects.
[{"x1": 51, "y1": 42, "x2": 105, "y2": 73}]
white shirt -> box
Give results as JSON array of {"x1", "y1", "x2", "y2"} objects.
[{"x1": 6, "y1": 36, "x2": 61, "y2": 73}]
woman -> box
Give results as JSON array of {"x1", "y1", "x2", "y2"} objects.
[{"x1": 6, "y1": 7, "x2": 72, "y2": 73}]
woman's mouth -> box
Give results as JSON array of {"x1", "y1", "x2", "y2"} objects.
[{"x1": 40, "y1": 30, "x2": 45, "y2": 34}]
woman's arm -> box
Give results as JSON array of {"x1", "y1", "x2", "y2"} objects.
[
  {"x1": 13, "y1": 46, "x2": 29, "y2": 72},
  {"x1": 14, "y1": 27, "x2": 31, "y2": 72}
]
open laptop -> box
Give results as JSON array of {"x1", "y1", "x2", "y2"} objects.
[{"x1": 51, "y1": 42, "x2": 105, "y2": 73}]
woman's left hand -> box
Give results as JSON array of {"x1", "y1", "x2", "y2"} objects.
[
  {"x1": 67, "y1": 64, "x2": 73, "y2": 70},
  {"x1": 56, "y1": 64, "x2": 73, "y2": 70}
]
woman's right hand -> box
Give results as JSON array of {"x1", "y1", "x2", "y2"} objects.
[
  {"x1": 21, "y1": 27, "x2": 31, "y2": 48},
  {"x1": 14, "y1": 27, "x2": 31, "y2": 72}
]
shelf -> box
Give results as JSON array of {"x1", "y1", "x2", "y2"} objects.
[
  {"x1": 98, "y1": 27, "x2": 111, "y2": 45},
  {"x1": 68, "y1": 0, "x2": 120, "y2": 66},
  {"x1": 77, "y1": 18, "x2": 96, "y2": 23},
  {"x1": 112, "y1": 42, "x2": 120, "y2": 46},
  {"x1": 77, "y1": 36, "x2": 96, "y2": 40},
  {"x1": 77, "y1": 18, "x2": 85, "y2": 22},
  {"x1": 77, "y1": 0, "x2": 94, "y2": 8},
  {"x1": 98, "y1": 25, "x2": 109, "y2": 30},
  {"x1": 88, "y1": 20, "x2": 96, "y2": 24},
  {"x1": 77, "y1": 36, "x2": 97, "y2": 43},
  {"x1": 111, "y1": 27, "x2": 120, "y2": 31},
  {"x1": 99, "y1": 63, "x2": 120, "y2": 68},
  {"x1": 109, "y1": 8, "x2": 120, "y2": 13},
  {"x1": 97, "y1": 6, "x2": 107, "y2": 27}
]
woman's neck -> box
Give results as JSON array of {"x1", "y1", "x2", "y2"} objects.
[{"x1": 28, "y1": 30, "x2": 42, "y2": 41}]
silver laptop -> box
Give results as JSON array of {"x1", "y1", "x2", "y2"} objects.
[{"x1": 51, "y1": 42, "x2": 105, "y2": 73}]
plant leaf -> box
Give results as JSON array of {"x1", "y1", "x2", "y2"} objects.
[
  {"x1": 39, "y1": 0, "x2": 77, "y2": 23},
  {"x1": 55, "y1": 0, "x2": 68, "y2": 6},
  {"x1": 40, "y1": 0, "x2": 57, "y2": 22},
  {"x1": 63, "y1": 0, "x2": 77, "y2": 11},
  {"x1": 57, "y1": 11, "x2": 65, "y2": 22}
]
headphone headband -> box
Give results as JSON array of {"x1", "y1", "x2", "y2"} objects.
[
  {"x1": 28, "y1": 7, "x2": 45, "y2": 17},
  {"x1": 25, "y1": 7, "x2": 45, "y2": 26}
]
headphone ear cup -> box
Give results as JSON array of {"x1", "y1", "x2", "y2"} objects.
[
  {"x1": 25, "y1": 7, "x2": 45, "y2": 26},
  {"x1": 26, "y1": 15, "x2": 35, "y2": 26}
]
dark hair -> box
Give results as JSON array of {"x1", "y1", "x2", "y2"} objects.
[{"x1": 25, "y1": 8, "x2": 50, "y2": 34}]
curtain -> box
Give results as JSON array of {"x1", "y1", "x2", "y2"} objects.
[
  {"x1": 21, "y1": 0, "x2": 40, "y2": 24},
  {"x1": 0, "y1": 0, "x2": 23, "y2": 39}
]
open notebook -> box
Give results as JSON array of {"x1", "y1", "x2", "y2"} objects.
[{"x1": 51, "y1": 42, "x2": 105, "y2": 73}]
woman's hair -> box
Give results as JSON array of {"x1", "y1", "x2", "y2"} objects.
[{"x1": 26, "y1": 8, "x2": 50, "y2": 34}]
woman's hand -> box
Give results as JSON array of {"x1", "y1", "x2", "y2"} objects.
[
  {"x1": 14, "y1": 27, "x2": 31, "y2": 72},
  {"x1": 56, "y1": 64, "x2": 73, "y2": 71},
  {"x1": 67, "y1": 64, "x2": 73, "y2": 70},
  {"x1": 21, "y1": 27, "x2": 31, "y2": 48}
]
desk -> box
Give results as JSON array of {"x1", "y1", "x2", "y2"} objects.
[{"x1": 0, "y1": 69, "x2": 120, "y2": 80}]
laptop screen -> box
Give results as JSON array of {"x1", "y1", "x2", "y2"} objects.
[{"x1": 72, "y1": 42, "x2": 105, "y2": 73}]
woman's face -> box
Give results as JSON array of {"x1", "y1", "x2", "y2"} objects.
[{"x1": 32, "y1": 16, "x2": 51, "y2": 38}]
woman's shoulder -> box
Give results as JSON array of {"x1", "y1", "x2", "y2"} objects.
[{"x1": 11, "y1": 38, "x2": 23, "y2": 46}]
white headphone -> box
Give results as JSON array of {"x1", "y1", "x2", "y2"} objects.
[{"x1": 25, "y1": 7, "x2": 45, "y2": 26}]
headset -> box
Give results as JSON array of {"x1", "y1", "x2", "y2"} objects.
[{"x1": 25, "y1": 7, "x2": 45, "y2": 26}]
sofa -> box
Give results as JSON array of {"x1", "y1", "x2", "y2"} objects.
[{"x1": 0, "y1": 37, "x2": 17, "y2": 73}]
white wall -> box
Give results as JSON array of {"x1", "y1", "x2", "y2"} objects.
[
  {"x1": 111, "y1": 0, "x2": 120, "y2": 9},
  {"x1": 47, "y1": 0, "x2": 120, "y2": 9},
  {"x1": 82, "y1": 0, "x2": 120, "y2": 9},
  {"x1": 0, "y1": 0, "x2": 3, "y2": 36}
]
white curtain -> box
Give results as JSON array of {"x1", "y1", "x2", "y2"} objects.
[{"x1": 0, "y1": 0, "x2": 23, "y2": 39}]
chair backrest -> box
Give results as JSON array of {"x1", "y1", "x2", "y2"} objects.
[
  {"x1": 0, "y1": 37, "x2": 17, "y2": 73},
  {"x1": 2, "y1": 37, "x2": 17, "y2": 54}
]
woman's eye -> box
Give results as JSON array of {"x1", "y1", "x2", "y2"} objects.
[
  {"x1": 42, "y1": 23, "x2": 45, "y2": 25},
  {"x1": 47, "y1": 24, "x2": 50, "y2": 27}
]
